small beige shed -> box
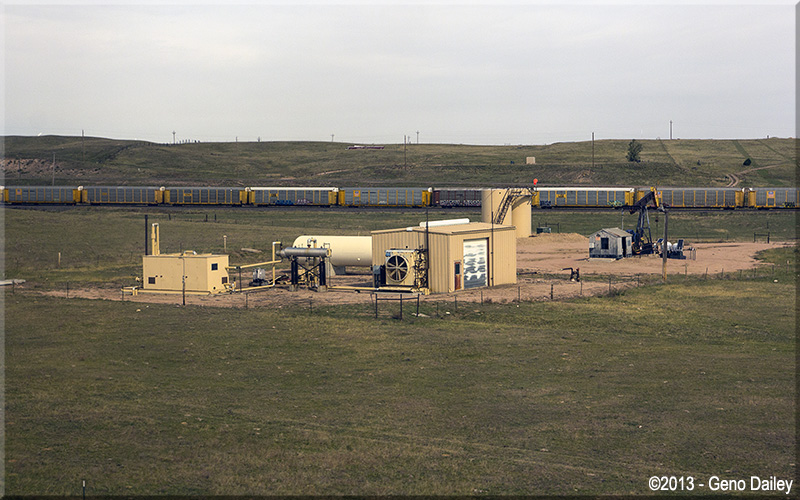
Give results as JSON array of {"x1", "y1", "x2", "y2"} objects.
[
  {"x1": 143, "y1": 252, "x2": 230, "y2": 294},
  {"x1": 372, "y1": 222, "x2": 517, "y2": 294}
]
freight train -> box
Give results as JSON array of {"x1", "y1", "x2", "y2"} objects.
[{"x1": 2, "y1": 185, "x2": 797, "y2": 210}]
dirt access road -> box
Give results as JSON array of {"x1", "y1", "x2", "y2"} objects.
[{"x1": 38, "y1": 233, "x2": 791, "y2": 309}]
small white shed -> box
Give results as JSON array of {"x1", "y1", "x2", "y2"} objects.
[{"x1": 589, "y1": 228, "x2": 632, "y2": 259}]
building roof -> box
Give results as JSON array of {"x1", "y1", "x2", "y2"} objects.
[
  {"x1": 597, "y1": 227, "x2": 631, "y2": 238},
  {"x1": 145, "y1": 252, "x2": 226, "y2": 258},
  {"x1": 372, "y1": 222, "x2": 516, "y2": 236}
]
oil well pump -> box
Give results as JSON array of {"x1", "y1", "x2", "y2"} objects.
[{"x1": 623, "y1": 187, "x2": 662, "y2": 255}]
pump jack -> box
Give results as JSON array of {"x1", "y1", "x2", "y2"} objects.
[{"x1": 623, "y1": 188, "x2": 662, "y2": 255}]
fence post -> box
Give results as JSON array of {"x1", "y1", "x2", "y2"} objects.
[{"x1": 550, "y1": 283, "x2": 554, "y2": 300}]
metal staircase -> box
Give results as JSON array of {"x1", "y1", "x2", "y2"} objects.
[{"x1": 493, "y1": 188, "x2": 528, "y2": 225}]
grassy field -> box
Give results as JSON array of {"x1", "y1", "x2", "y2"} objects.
[
  {"x1": 3, "y1": 135, "x2": 797, "y2": 187},
  {"x1": 3, "y1": 205, "x2": 796, "y2": 495},
  {"x1": 4, "y1": 206, "x2": 797, "y2": 289},
  {"x1": 5, "y1": 273, "x2": 795, "y2": 495}
]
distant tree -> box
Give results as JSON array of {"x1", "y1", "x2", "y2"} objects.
[{"x1": 626, "y1": 139, "x2": 643, "y2": 162}]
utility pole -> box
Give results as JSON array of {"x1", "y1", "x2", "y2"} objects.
[
  {"x1": 403, "y1": 135, "x2": 407, "y2": 167},
  {"x1": 591, "y1": 132, "x2": 595, "y2": 169}
]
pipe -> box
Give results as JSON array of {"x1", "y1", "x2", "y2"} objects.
[
  {"x1": 418, "y1": 218, "x2": 470, "y2": 227},
  {"x1": 225, "y1": 259, "x2": 281, "y2": 271},
  {"x1": 280, "y1": 247, "x2": 329, "y2": 258}
]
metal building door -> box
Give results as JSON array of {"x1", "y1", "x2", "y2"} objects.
[{"x1": 463, "y1": 238, "x2": 488, "y2": 289}]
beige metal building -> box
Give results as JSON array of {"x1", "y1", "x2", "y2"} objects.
[
  {"x1": 142, "y1": 252, "x2": 230, "y2": 294},
  {"x1": 371, "y1": 222, "x2": 517, "y2": 294}
]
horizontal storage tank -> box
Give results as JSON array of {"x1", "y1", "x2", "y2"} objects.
[{"x1": 292, "y1": 235, "x2": 372, "y2": 269}]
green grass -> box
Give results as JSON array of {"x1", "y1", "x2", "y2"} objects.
[
  {"x1": 4, "y1": 135, "x2": 797, "y2": 187},
  {"x1": 4, "y1": 206, "x2": 796, "y2": 290},
  {"x1": 5, "y1": 275, "x2": 795, "y2": 495},
  {"x1": 2, "y1": 206, "x2": 475, "y2": 288},
  {"x1": 3, "y1": 203, "x2": 797, "y2": 494}
]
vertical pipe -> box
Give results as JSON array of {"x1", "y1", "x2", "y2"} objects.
[
  {"x1": 662, "y1": 210, "x2": 668, "y2": 282},
  {"x1": 144, "y1": 214, "x2": 149, "y2": 256}
]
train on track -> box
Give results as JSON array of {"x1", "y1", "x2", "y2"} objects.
[{"x1": 2, "y1": 185, "x2": 798, "y2": 210}]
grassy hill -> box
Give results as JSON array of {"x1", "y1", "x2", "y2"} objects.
[{"x1": 2, "y1": 135, "x2": 797, "y2": 187}]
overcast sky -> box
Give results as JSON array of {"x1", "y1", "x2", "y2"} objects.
[{"x1": 3, "y1": 1, "x2": 796, "y2": 145}]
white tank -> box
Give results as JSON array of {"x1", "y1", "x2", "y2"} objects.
[{"x1": 292, "y1": 235, "x2": 372, "y2": 267}]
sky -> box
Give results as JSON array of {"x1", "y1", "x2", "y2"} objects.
[{"x1": 2, "y1": 1, "x2": 796, "y2": 145}]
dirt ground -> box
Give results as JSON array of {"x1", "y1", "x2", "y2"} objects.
[{"x1": 35, "y1": 233, "x2": 792, "y2": 309}]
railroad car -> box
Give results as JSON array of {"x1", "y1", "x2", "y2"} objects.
[
  {"x1": 339, "y1": 187, "x2": 432, "y2": 207},
  {"x1": 164, "y1": 187, "x2": 244, "y2": 205},
  {"x1": 249, "y1": 187, "x2": 338, "y2": 206},
  {"x1": 81, "y1": 186, "x2": 164, "y2": 205},
  {"x1": 656, "y1": 188, "x2": 743, "y2": 209},
  {"x1": 433, "y1": 188, "x2": 483, "y2": 207},
  {"x1": 3, "y1": 185, "x2": 80, "y2": 204},
  {"x1": 536, "y1": 187, "x2": 634, "y2": 208},
  {"x1": 747, "y1": 187, "x2": 800, "y2": 209}
]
